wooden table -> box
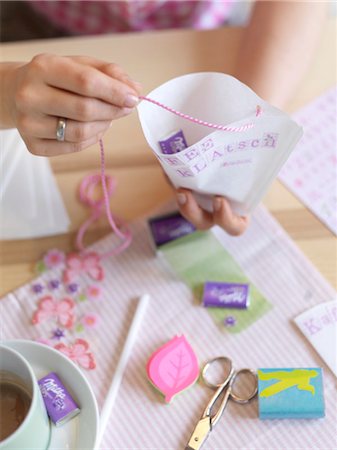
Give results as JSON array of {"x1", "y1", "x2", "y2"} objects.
[{"x1": 1, "y1": 19, "x2": 336, "y2": 296}]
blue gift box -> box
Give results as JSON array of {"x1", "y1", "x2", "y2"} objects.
[{"x1": 258, "y1": 368, "x2": 325, "y2": 419}]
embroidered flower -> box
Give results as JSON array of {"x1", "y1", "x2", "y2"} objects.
[
  {"x1": 32, "y1": 283, "x2": 44, "y2": 294},
  {"x1": 54, "y1": 339, "x2": 96, "y2": 370},
  {"x1": 63, "y1": 252, "x2": 104, "y2": 283},
  {"x1": 224, "y1": 316, "x2": 236, "y2": 327},
  {"x1": 32, "y1": 295, "x2": 75, "y2": 329},
  {"x1": 67, "y1": 283, "x2": 79, "y2": 294},
  {"x1": 51, "y1": 328, "x2": 66, "y2": 340},
  {"x1": 77, "y1": 293, "x2": 87, "y2": 303},
  {"x1": 86, "y1": 285, "x2": 102, "y2": 300},
  {"x1": 44, "y1": 249, "x2": 66, "y2": 269},
  {"x1": 35, "y1": 260, "x2": 47, "y2": 274},
  {"x1": 48, "y1": 279, "x2": 60, "y2": 290},
  {"x1": 80, "y1": 313, "x2": 99, "y2": 329}
]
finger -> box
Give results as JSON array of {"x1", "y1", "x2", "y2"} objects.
[
  {"x1": 213, "y1": 197, "x2": 250, "y2": 236},
  {"x1": 18, "y1": 114, "x2": 112, "y2": 142},
  {"x1": 24, "y1": 133, "x2": 104, "y2": 157},
  {"x1": 70, "y1": 56, "x2": 142, "y2": 95},
  {"x1": 32, "y1": 54, "x2": 139, "y2": 108},
  {"x1": 175, "y1": 189, "x2": 214, "y2": 230},
  {"x1": 26, "y1": 85, "x2": 134, "y2": 122}
]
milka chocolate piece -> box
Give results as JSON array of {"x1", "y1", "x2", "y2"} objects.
[
  {"x1": 159, "y1": 129, "x2": 188, "y2": 154},
  {"x1": 148, "y1": 211, "x2": 195, "y2": 247},
  {"x1": 38, "y1": 372, "x2": 80, "y2": 426},
  {"x1": 202, "y1": 281, "x2": 250, "y2": 309}
]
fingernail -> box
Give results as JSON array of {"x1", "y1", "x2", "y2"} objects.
[
  {"x1": 124, "y1": 94, "x2": 139, "y2": 108},
  {"x1": 109, "y1": 121, "x2": 113, "y2": 128},
  {"x1": 213, "y1": 197, "x2": 222, "y2": 212},
  {"x1": 122, "y1": 107, "x2": 134, "y2": 115},
  {"x1": 177, "y1": 193, "x2": 187, "y2": 206}
]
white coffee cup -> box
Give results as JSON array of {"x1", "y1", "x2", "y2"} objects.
[{"x1": 0, "y1": 344, "x2": 51, "y2": 449}]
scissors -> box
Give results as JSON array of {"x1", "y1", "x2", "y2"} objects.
[{"x1": 185, "y1": 356, "x2": 257, "y2": 450}]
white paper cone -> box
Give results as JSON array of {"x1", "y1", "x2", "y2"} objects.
[{"x1": 138, "y1": 72, "x2": 303, "y2": 214}]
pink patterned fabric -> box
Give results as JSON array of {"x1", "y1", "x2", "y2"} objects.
[{"x1": 28, "y1": 1, "x2": 234, "y2": 35}]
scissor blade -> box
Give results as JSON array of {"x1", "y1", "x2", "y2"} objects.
[{"x1": 185, "y1": 417, "x2": 211, "y2": 450}]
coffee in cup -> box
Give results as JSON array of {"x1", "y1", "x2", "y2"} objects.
[
  {"x1": 0, "y1": 344, "x2": 50, "y2": 450},
  {"x1": 0, "y1": 372, "x2": 32, "y2": 441}
]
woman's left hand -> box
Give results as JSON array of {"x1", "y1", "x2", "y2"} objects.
[{"x1": 174, "y1": 188, "x2": 250, "y2": 236}]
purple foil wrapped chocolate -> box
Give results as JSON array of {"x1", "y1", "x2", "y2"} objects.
[
  {"x1": 38, "y1": 372, "x2": 80, "y2": 426},
  {"x1": 148, "y1": 211, "x2": 196, "y2": 247},
  {"x1": 158, "y1": 129, "x2": 188, "y2": 154},
  {"x1": 202, "y1": 281, "x2": 250, "y2": 309}
]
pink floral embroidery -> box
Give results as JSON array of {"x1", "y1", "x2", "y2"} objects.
[
  {"x1": 63, "y1": 252, "x2": 104, "y2": 283},
  {"x1": 80, "y1": 313, "x2": 99, "y2": 329},
  {"x1": 43, "y1": 249, "x2": 66, "y2": 269},
  {"x1": 86, "y1": 285, "x2": 102, "y2": 300},
  {"x1": 51, "y1": 328, "x2": 66, "y2": 340},
  {"x1": 54, "y1": 338, "x2": 96, "y2": 370},
  {"x1": 32, "y1": 295, "x2": 75, "y2": 329},
  {"x1": 32, "y1": 283, "x2": 44, "y2": 294}
]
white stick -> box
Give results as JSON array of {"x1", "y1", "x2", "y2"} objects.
[{"x1": 97, "y1": 294, "x2": 150, "y2": 446}]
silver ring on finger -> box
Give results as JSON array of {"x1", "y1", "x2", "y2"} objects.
[{"x1": 56, "y1": 117, "x2": 67, "y2": 141}]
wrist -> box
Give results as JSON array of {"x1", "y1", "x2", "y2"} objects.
[{"x1": 0, "y1": 62, "x2": 25, "y2": 129}]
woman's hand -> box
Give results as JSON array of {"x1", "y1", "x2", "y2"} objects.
[
  {"x1": 1, "y1": 54, "x2": 141, "y2": 156},
  {"x1": 175, "y1": 188, "x2": 249, "y2": 236}
]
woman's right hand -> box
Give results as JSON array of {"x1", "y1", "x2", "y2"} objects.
[{"x1": 1, "y1": 54, "x2": 141, "y2": 156}]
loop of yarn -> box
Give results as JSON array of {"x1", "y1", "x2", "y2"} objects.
[{"x1": 76, "y1": 139, "x2": 132, "y2": 258}]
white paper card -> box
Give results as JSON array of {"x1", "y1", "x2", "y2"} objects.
[
  {"x1": 279, "y1": 87, "x2": 337, "y2": 235},
  {"x1": 294, "y1": 300, "x2": 337, "y2": 377},
  {"x1": 0, "y1": 129, "x2": 70, "y2": 239},
  {"x1": 138, "y1": 73, "x2": 303, "y2": 214}
]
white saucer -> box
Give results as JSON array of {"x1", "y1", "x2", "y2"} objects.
[{"x1": 3, "y1": 340, "x2": 99, "y2": 450}]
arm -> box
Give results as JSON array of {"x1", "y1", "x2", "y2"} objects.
[
  {"x1": 0, "y1": 54, "x2": 141, "y2": 156},
  {"x1": 234, "y1": 0, "x2": 328, "y2": 109}
]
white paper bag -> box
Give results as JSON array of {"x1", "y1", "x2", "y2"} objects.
[
  {"x1": 138, "y1": 72, "x2": 303, "y2": 215},
  {"x1": 0, "y1": 129, "x2": 70, "y2": 239}
]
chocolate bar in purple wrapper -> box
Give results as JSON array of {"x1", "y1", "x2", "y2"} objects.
[
  {"x1": 202, "y1": 281, "x2": 250, "y2": 309},
  {"x1": 148, "y1": 211, "x2": 196, "y2": 247},
  {"x1": 159, "y1": 129, "x2": 188, "y2": 154},
  {"x1": 38, "y1": 372, "x2": 80, "y2": 426}
]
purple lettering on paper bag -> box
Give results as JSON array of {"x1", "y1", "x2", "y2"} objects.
[
  {"x1": 38, "y1": 372, "x2": 80, "y2": 426},
  {"x1": 202, "y1": 281, "x2": 250, "y2": 309},
  {"x1": 159, "y1": 130, "x2": 188, "y2": 154},
  {"x1": 148, "y1": 211, "x2": 196, "y2": 247}
]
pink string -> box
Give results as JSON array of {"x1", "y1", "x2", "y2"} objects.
[
  {"x1": 140, "y1": 96, "x2": 261, "y2": 131},
  {"x1": 76, "y1": 139, "x2": 132, "y2": 259}
]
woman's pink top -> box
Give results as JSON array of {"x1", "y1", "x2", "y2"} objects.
[{"x1": 28, "y1": 1, "x2": 234, "y2": 35}]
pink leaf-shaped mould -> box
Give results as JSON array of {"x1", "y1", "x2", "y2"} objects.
[{"x1": 146, "y1": 335, "x2": 199, "y2": 403}]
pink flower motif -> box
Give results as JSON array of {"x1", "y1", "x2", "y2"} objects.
[
  {"x1": 44, "y1": 249, "x2": 66, "y2": 269},
  {"x1": 80, "y1": 313, "x2": 99, "y2": 329},
  {"x1": 55, "y1": 339, "x2": 96, "y2": 370},
  {"x1": 86, "y1": 285, "x2": 102, "y2": 300},
  {"x1": 32, "y1": 295, "x2": 75, "y2": 329},
  {"x1": 63, "y1": 252, "x2": 104, "y2": 283}
]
